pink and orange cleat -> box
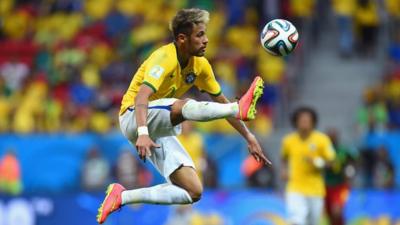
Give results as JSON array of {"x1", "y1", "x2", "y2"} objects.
[
  {"x1": 97, "y1": 183, "x2": 126, "y2": 224},
  {"x1": 236, "y1": 76, "x2": 264, "y2": 121}
]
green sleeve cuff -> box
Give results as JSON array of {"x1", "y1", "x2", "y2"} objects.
[
  {"x1": 200, "y1": 89, "x2": 222, "y2": 96},
  {"x1": 143, "y1": 81, "x2": 157, "y2": 93},
  {"x1": 208, "y1": 89, "x2": 222, "y2": 97}
]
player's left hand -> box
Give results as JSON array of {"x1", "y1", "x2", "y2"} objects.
[{"x1": 246, "y1": 133, "x2": 272, "y2": 165}]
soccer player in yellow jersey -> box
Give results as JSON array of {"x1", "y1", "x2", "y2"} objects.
[
  {"x1": 281, "y1": 107, "x2": 336, "y2": 225},
  {"x1": 97, "y1": 8, "x2": 270, "y2": 224}
]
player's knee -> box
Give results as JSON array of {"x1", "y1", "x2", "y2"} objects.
[
  {"x1": 171, "y1": 98, "x2": 192, "y2": 112},
  {"x1": 170, "y1": 98, "x2": 193, "y2": 125},
  {"x1": 187, "y1": 185, "x2": 203, "y2": 202},
  {"x1": 189, "y1": 192, "x2": 202, "y2": 203},
  {"x1": 181, "y1": 98, "x2": 193, "y2": 103}
]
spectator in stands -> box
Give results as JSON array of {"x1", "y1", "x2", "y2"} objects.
[
  {"x1": 357, "y1": 88, "x2": 388, "y2": 134},
  {"x1": 0, "y1": 76, "x2": 11, "y2": 132},
  {"x1": 81, "y1": 147, "x2": 110, "y2": 191},
  {"x1": 0, "y1": 149, "x2": 22, "y2": 195},
  {"x1": 388, "y1": 96, "x2": 400, "y2": 129},
  {"x1": 354, "y1": 0, "x2": 379, "y2": 57},
  {"x1": 388, "y1": 31, "x2": 400, "y2": 67},
  {"x1": 331, "y1": 0, "x2": 356, "y2": 57},
  {"x1": 202, "y1": 152, "x2": 218, "y2": 188},
  {"x1": 9, "y1": 75, "x2": 49, "y2": 133},
  {"x1": 0, "y1": 57, "x2": 29, "y2": 92},
  {"x1": 289, "y1": 0, "x2": 316, "y2": 32},
  {"x1": 242, "y1": 155, "x2": 275, "y2": 188},
  {"x1": 114, "y1": 148, "x2": 152, "y2": 189},
  {"x1": 359, "y1": 117, "x2": 388, "y2": 187},
  {"x1": 281, "y1": 106, "x2": 336, "y2": 225},
  {"x1": 385, "y1": 0, "x2": 400, "y2": 41},
  {"x1": 372, "y1": 146, "x2": 395, "y2": 189},
  {"x1": 2, "y1": 8, "x2": 30, "y2": 40},
  {"x1": 324, "y1": 128, "x2": 355, "y2": 225}
]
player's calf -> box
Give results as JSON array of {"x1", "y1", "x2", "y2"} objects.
[
  {"x1": 171, "y1": 77, "x2": 264, "y2": 123},
  {"x1": 97, "y1": 182, "x2": 194, "y2": 223},
  {"x1": 178, "y1": 98, "x2": 239, "y2": 122}
]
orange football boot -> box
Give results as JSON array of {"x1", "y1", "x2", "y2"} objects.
[
  {"x1": 236, "y1": 76, "x2": 264, "y2": 121},
  {"x1": 97, "y1": 183, "x2": 126, "y2": 224}
]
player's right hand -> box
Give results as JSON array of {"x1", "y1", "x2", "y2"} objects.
[{"x1": 135, "y1": 135, "x2": 161, "y2": 162}]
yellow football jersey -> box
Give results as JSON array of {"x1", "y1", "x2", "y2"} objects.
[
  {"x1": 281, "y1": 131, "x2": 336, "y2": 197},
  {"x1": 120, "y1": 43, "x2": 221, "y2": 115}
]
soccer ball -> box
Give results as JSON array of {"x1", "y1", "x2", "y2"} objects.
[{"x1": 260, "y1": 19, "x2": 298, "y2": 56}]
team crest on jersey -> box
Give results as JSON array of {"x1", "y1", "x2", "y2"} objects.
[
  {"x1": 149, "y1": 65, "x2": 164, "y2": 79},
  {"x1": 309, "y1": 143, "x2": 316, "y2": 151},
  {"x1": 185, "y1": 72, "x2": 196, "y2": 84}
]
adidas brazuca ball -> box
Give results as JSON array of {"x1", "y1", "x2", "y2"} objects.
[{"x1": 260, "y1": 19, "x2": 299, "y2": 56}]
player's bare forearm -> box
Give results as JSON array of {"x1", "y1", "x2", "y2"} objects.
[
  {"x1": 226, "y1": 117, "x2": 253, "y2": 139},
  {"x1": 135, "y1": 84, "x2": 160, "y2": 162},
  {"x1": 135, "y1": 95, "x2": 149, "y2": 127},
  {"x1": 135, "y1": 101, "x2": 148, "y2": 127},
  {"x1": 135, "y1": 85, "x2": 154, "y2": 127},
  {"x1": 211, "y1": 93, "x2": 271, "y2": 164},
  {"x1": 210, "y1": 94, "x2": 252, "y2": 139}
]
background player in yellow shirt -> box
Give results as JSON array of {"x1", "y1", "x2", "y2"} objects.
[
  {"x1": 97, "y1": 8, "x2": 270, "y2": 224},
  {"x1": 281, "y1": 107, "x2": 336, "y2": 225}
]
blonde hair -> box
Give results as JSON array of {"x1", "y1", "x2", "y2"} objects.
[{"x1": 170, "y1": 8, "x2": 209, "y2": 39}]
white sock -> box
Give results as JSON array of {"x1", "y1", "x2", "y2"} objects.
[
  {"x1": 181, "y1": 99, "x2": 239, "y2": 121},
  {"x1": 121, "y1": 183, "x2": 192, "y2": 205}
]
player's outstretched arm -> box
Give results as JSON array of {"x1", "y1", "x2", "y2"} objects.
[
  {"x1": 210, "y1": 93, "x2": 271, "y2": 165},
  {"x1": 135, "y1": 85, "x2": 160, "y2": 161}
]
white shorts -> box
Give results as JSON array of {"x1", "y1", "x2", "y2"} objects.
[
  {"x1": 286, "y1": 192, "x2": 323, "y2": 225},
  {"x1": 119, "y1": 98, "x2": 195, "y2": 182}
]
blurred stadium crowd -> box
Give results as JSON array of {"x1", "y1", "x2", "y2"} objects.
[
  {"x1": 0, "y1": 0, "x2": 400, "y2": 196},
  {"x1": 355, "y1": 13, "x2": 400, "y2": 190},
  {"x1": 0, "y1": 0, "x2": 287, "y2": 135}
]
